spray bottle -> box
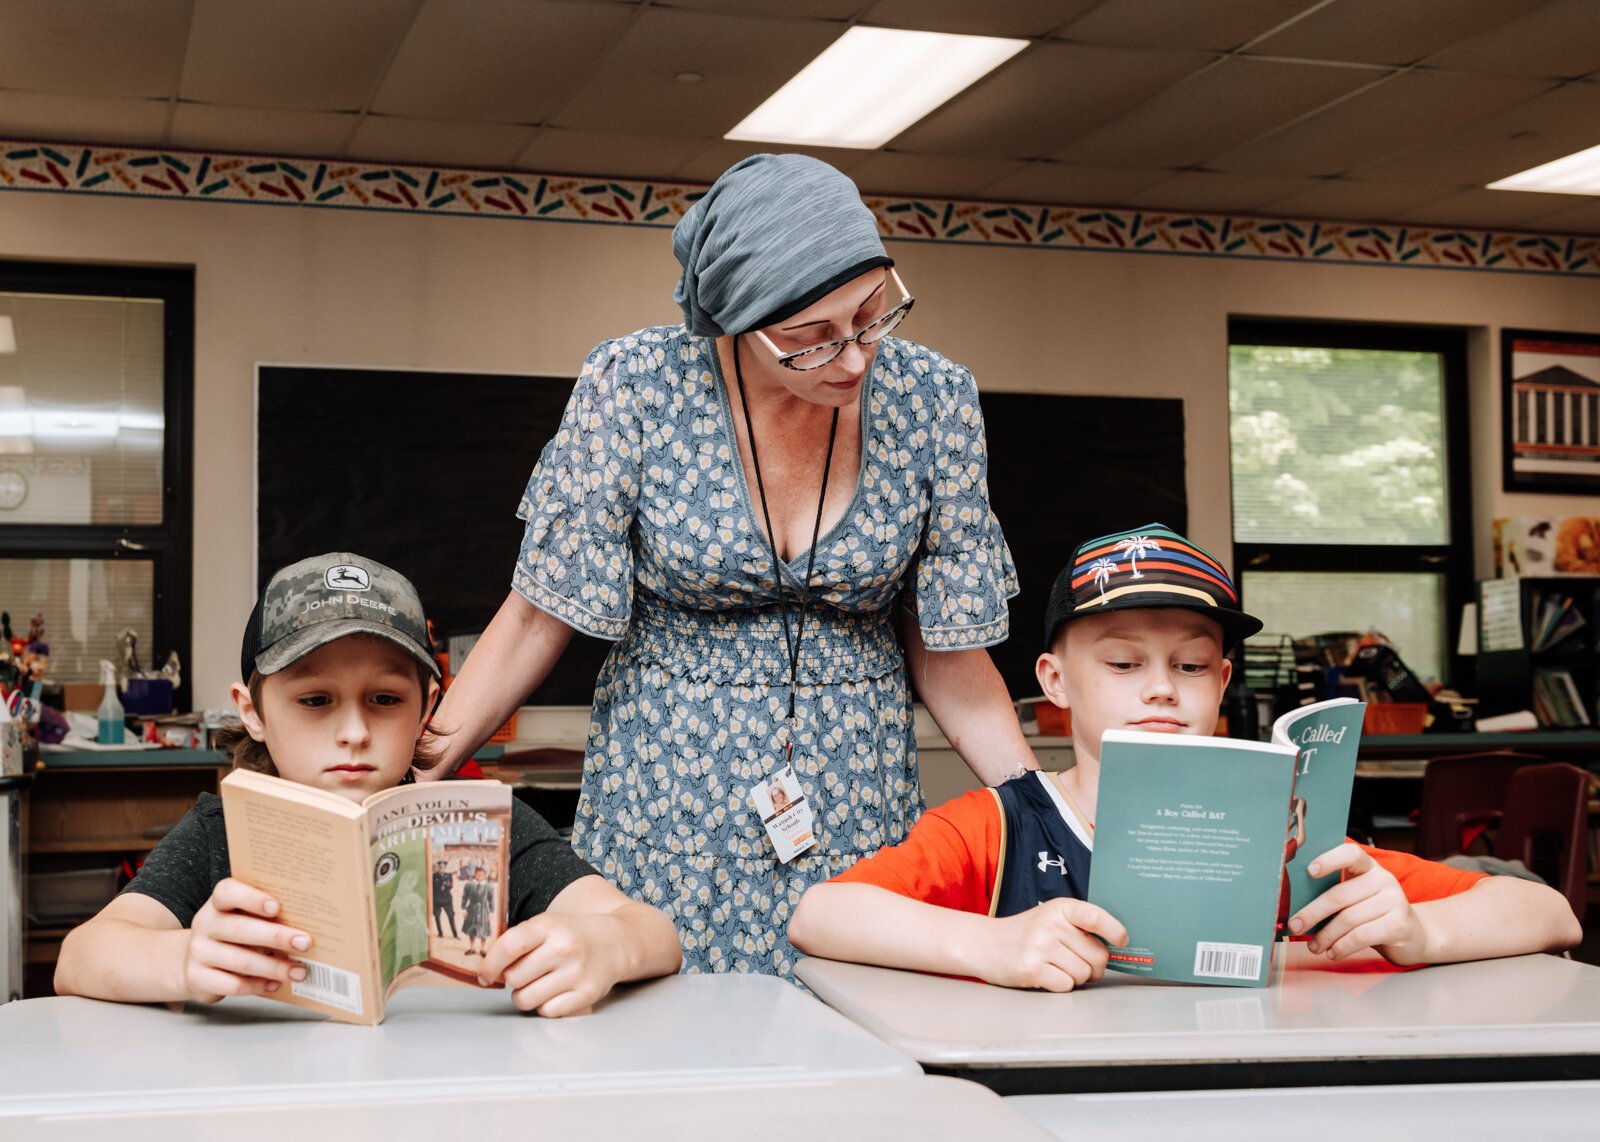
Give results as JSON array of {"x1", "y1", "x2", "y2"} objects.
[{"x1": 97, "y1": 659, "x2": 125, "y2": 746}]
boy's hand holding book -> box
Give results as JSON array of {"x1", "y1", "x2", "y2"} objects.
[
  {"x1": 480, "y1": 907, "x2": 634, "y2": 1017},
  {"x1": 971, "y1": 899, "x2": 1128, "y2": 993},
  {"x1": 1287, "y1": 842, "x2": 1426, "y2": 966},
  {"x1": 184, "y1": 878, "x2": 313, "y2": 1003}
]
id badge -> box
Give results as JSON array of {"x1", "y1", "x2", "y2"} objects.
[{"x1": 749, "y1": 764, "x2": 817, "y2": 863}]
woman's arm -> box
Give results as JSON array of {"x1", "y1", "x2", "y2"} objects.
[
  {"x1": 421, "y1": 591, "x2": 576, "y2": 780},
  {"x1": 900, "y1": 611, "x2": 1037, "y2": 786}
]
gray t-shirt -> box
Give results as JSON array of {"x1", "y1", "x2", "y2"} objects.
[{"x1": 121, "y1": 791, "x2": 598, "y2": 927}]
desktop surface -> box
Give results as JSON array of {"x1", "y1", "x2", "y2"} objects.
[
  {"x1": 0, "y1": 973, "x2": 917, "y2": 1117},
  {"x1": 1011, "y1": 1080, "x2": 1600, "y2": 1141},
  {"x1": 795, "y1": 945, "x2": 1600, "y2": 1093}
]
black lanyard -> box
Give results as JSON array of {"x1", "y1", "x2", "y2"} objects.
[{"x1": 732, "y1": 336, "x2": 840, "y2": 763}]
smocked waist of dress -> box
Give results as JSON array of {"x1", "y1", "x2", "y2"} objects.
[{"x1": 618, "y1": 592, "x2": 902, "y2": 686}]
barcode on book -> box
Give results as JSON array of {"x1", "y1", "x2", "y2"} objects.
[
  {"x1": 1193, "y1": 941, "x2": 1263, "y2": 981},
  {"x1": 289, "y1": 958, "x2": 364, "y2": 1015}
]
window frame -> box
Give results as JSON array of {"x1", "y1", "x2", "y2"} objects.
[
  {"x1": 1228, "y1": 318, "x2": 1473, "y2": 687},
  {"x1": 0, "y1": 261, "x2": 194, "y2": 710}
]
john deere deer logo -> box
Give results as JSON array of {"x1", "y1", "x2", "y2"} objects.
[{"x1": 324, "y1": 565, "x2": 371, "y2": 591}]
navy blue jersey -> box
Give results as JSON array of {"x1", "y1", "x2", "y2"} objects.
[{"x1": 992, "y1": 773, "x2": 1093, "y2": 918}]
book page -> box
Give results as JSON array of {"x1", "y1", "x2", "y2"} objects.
[
  {"x1": 220, "y1": 770, "x2": 379, "y2": 1022},
  {"x1": 363, "y1": 780, "x2": 514, "y2": 995}
]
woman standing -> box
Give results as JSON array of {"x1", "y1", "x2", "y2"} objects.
[{"x1": 428, "y1": 154, "x2": 1036, "y2": 976}]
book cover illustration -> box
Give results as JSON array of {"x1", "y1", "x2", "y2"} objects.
[
  {"x1": 1088, "y1": 731, "x2": 1300, "y2": 988},
  {"x1": 372, "y1": 797, "x2": 511, "y2": 992},
  {"x1": 1272, "y1": 697, "x2": 1366, "y2": 916}
]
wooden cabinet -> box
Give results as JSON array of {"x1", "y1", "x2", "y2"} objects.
[{"x1": 22, "y1": 752, "x2": 226, "y2": 997}]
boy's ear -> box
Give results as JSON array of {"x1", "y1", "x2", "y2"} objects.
[
  {"x1": 1220, "y1": 657, "x2": 1233, "y2": 691},
  {"x1": 230, "y1": 681, "x2": 268, "y2": 743},
  {"x1": 419, "y1": 677, "x2": 442, "y2": 734},
  {"x1": 1035, "y1": 651, "x2": 1071, "y2": 709}
]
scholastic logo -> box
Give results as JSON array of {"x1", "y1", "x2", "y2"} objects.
[
  {"x1": 325, "y1": 564, "x2": 371, "y2": 592},
  {"x1": 1108, "y1": 952, "x2": 1155, "y2": 965}
]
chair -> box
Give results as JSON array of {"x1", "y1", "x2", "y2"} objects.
[
  {"x1": 1415, "y1": 751, "x2": 1547, "y2": 860},
  {"x1": 1495, "y1": 763, "x2": 1594, "y2": 921}
]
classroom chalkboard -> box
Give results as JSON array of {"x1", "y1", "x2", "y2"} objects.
[{"x1": 257, "y1": 366, "x2": 1184, "y2": 705}]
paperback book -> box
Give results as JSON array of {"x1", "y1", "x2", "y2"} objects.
[
  {"x1": 1088, "y1": 698, "x2": 1366, "y2": 987},
  {"x1": 220, "y1": 769, "x2": 513, "y2": 1024}
]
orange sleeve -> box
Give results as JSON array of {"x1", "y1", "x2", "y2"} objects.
[
  {"x1": 832, "y1": 789, "x2": 1002, "y2": 915},
  {"x1": 1358, "y1": 843, "x2": 1489, "y2": 902}
]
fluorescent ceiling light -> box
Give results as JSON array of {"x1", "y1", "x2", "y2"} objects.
[
  {"x1": 1487, "y1": 142, "x2": 1600, "y2": 196},
  {"x1": 726, "y1": 27, "x2": 1028, "y2": 150},
  {"x1": 33, "y1": 410, "x2": 119, "y2": 439}
]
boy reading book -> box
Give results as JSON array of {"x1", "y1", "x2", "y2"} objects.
[
  {"x1": 788, "y1": 524, "x2": 1580, "y2": 990},
  {"x1": 55, "y1": 552, "x2": 680, "y2": 1015}
]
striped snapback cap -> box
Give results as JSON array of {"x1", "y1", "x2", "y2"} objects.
[{"x1": 1043, "y1": 523, "x2": 1263, "y2": 651}]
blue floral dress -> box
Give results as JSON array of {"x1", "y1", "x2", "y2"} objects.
[{"x1": 514, "y1": 325, "x2": 1016, "y2": 976}]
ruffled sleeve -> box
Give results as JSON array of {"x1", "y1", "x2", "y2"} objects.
[
  {"x1": 512, "y1": 338, "x2": 642, "y2": 640},
  {"x1": 913, "y1": 361, "x2": 1018, "y2": 650}
]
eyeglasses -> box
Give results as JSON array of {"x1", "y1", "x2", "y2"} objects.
[{"x1": 751, "y1": 268, "x2": 914, "y2": 371}]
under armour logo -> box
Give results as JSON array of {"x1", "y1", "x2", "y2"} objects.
[{"x1": 1037, "y1": 852, "x2": 1066, "y2": 875}]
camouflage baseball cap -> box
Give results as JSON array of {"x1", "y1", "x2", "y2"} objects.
[{"x1": 240, "y1": 552, "x2": 440, "y2": 681}]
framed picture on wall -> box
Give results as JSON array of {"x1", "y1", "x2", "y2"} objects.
[{"x1": 1502, "y1": 328, "x2": 1600, "y2": 494}]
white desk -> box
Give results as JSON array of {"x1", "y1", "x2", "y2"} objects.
[
  {"x1": 0, "y1": 974, "x2": 917, "y2": 1117},
  {"x1": 795, "y1": 945, "x2": 1600, "y2": 1093},
  {"x1": 1012, "y1": 1081, "x2": 1600, "y2": 1141},
  {"x1": 9, "y1": 1076, "x2": 1052, "y2": 1142}
]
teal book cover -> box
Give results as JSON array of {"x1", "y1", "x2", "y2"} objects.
[
  {"x1": 1088, "y1": 730, "x2": 1299, "y2": 987},
  {"x1": 1273, "y1": 697, "x2": 1366, "y2": 915}
]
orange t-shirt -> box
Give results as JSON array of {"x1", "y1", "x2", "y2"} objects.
[{"x1": 833, "y1": 786, "x2": 1486, "y2": 915}]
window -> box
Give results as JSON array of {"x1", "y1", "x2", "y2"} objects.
[
  {"x1": 0, "y1": 263, "x2": 193, "y2": 707},
  {"x1": 1228, "y1": 320, "x2": 1471, "y2": 686}
]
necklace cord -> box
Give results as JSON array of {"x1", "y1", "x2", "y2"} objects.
[{"x1": 732, "y1": 336, "x2": 840, "y2": 728}]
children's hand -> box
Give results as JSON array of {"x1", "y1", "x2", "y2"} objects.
[
  {"x1": 973, "y1": 898, "x2": 1128, "y2": 992},
  {"x1": 479, "y1": 912, "x2": 628, "y2": 1017},
  {"x1": 184, "y1": 878, "x2": 312, "y2": 1003},
  {"x1": 1287, "y1": 843, "x2": 1428, "y2": 965}
]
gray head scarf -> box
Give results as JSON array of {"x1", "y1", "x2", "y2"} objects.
[{"x1": 672, "y1": 153, "x2": 892, "y2": 338}]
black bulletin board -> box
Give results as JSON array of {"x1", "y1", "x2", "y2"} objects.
[{"x1": 257, "y1": 367, "x2": 1184, "y2": 705}]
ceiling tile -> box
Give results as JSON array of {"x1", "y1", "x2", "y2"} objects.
[
  {"x1": 552, "y1": 7, "x2": 842, "y2": 136},
  {"x1": 1245, "y1": 0, "x2": 1549, "y2": 66},
  {"x1": 671, "y1": 139, "x2": 871, "y2": 183},
  {"x1": 1254, "y1": 178, "x2": 1457, "y2": 222},
  {"x1": 1121, "y1": 170, "x2": 1324, "y2": 213},
  {"x1": 1207, "y1": 70, "x2": 1552, "y2": 177},
  {"x1": 1053, "y1": 0, "x2": 1316, "y2": 52},
  {"x1": 978, "y1": 161, "x2": 1172, "y2": 206},
  {"x1": 180, "y1": 0, "x2": 417, "y2": 112},
  {"x1": 1053, "y1": 57, "x2": 1378, "y2": 169},
  {"x1": 0, "y1": 0, "x2": 189, "y2": 99},
  {"x1": 346, "y1": 116, "x2": 538, "y2": 169},
  {"x1": 1390, "y1": 186, "x2": 1585, "y2": 229},
  {"x1": 168, "y1": 104, "x2": 358, "y2": 157},
  {"x1": 0, "y1": 92, "x2": 171, "y2": 147},
  {"x1": 1516, "y1": 195, "x2": 1600, "y2": 235},
  {"x1": 847, "y1": 151, "x2": 1029, "y2": 197},
  {"x1": 861, "y1": 0, "x2": 1099, "y2": 37},
  {"x1": 891, "y1": 41, "x2": 1213, "y2": 159},
  {"x1": 1425, "y1": 0, "x2": 1600, "y2": 78},
  {"x1": 372, "y1": 0, "x2": 634, "y2": 123},
  {"x1": 511, "y1": 128, "x2": 712, "y2": 180},
  {"x1": 1349, "y1": 80, "x2": 1600, "y2": 187}
]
